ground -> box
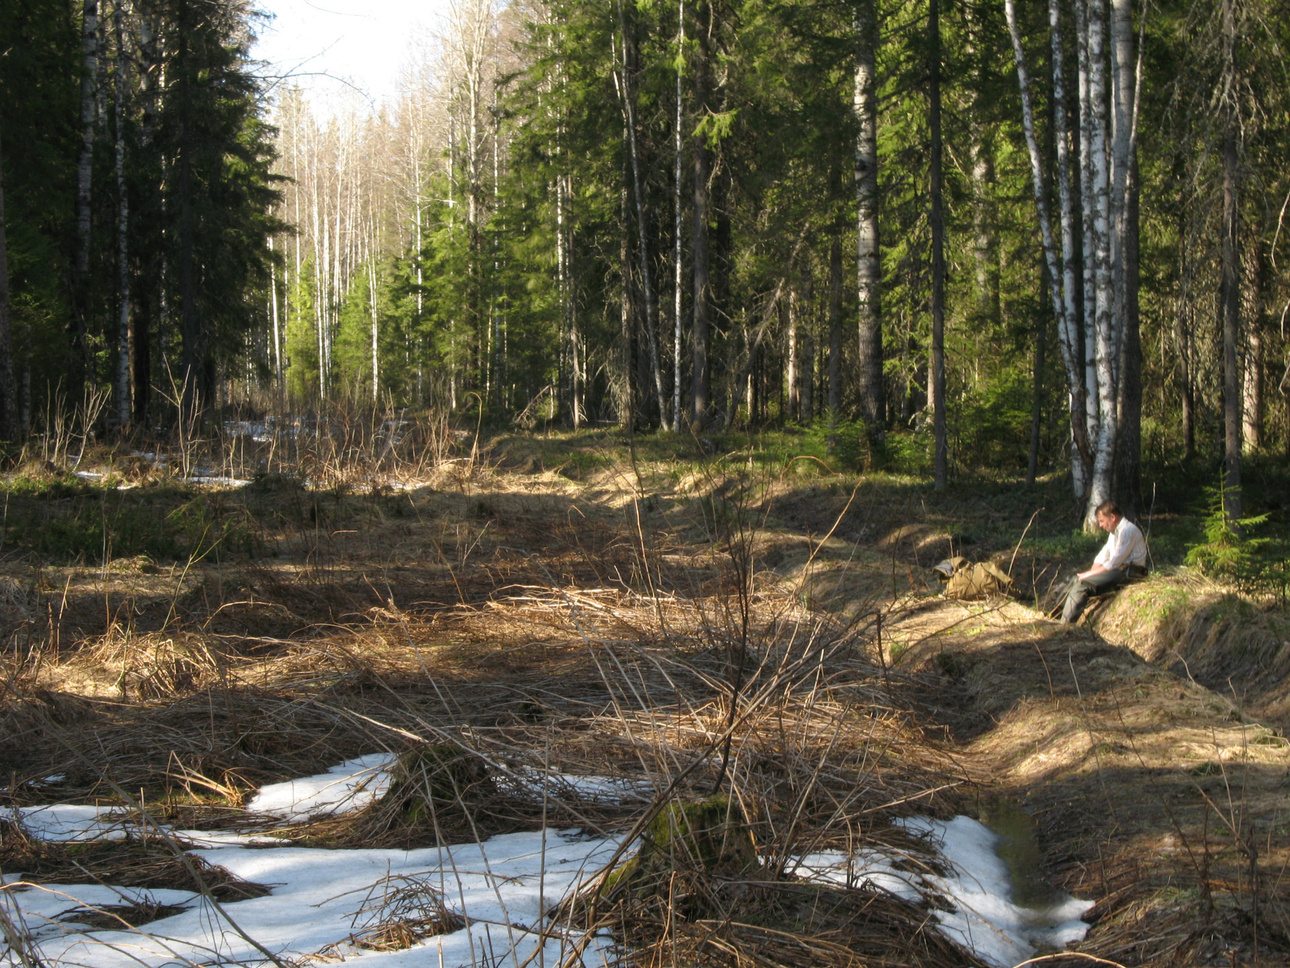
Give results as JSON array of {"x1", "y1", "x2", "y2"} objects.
[{"x1": 1, "y1": 431, "x2": 1288, "y2": 967}]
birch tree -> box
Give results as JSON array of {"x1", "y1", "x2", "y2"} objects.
[
  {"x1": 1006, "y1": 0, "x2": 1139, "y2": 525},
  {"x1": 854, "y1": 0, "x2": 883, "y2": 439}
]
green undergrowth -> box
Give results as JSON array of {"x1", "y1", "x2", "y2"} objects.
[{"x1": 0, "y1": 479, "x2": 257, "y2": 563}]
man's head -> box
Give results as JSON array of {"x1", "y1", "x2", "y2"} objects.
[{"x1": 1095, "y1": 499, "x2": 1122, "y2": 533}]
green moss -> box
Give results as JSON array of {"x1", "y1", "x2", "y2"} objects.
[
  {"x1": 381, "y1": 745, "x2": 494, "y2": 826},
  {"x1": 602, "y1": 796, "x2": 756, "y2": 899}
]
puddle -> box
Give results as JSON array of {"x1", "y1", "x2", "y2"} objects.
[{"x1": 976, "y1": 796, "x2": 1092, "y2": 951}]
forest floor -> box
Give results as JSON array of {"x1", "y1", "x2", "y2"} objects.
[{"x1": 2, "y1": 428, "x2": 1289, "y2": 967}]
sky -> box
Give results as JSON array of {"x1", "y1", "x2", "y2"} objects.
[
  {"x1": 251, "y1": 0, "x2": 457, "y2": 109},
  {"x1": 1, "y1": 753, "x2": 1095, "y2": 968}
]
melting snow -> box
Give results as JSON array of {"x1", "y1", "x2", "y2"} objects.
[
  {"x1": 799, "y1": 816, "x2": 1094, "y2": 968},
  {"x1": 2, "y1": 758, "x2": 1093, "y2": 968},
  {"x1": 247, "y1": 752, "x2": 394, "y2": 819}
]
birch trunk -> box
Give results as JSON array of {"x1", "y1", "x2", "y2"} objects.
[
  {"x1": 1006, "y1": 0, "x2": 1092, "y2": 492},
  {"x1": 1049, "y1": 0, "x2": 1089, "y2": 489},
  {"x1": 854, "y1": 0, "x2": 883, "y2": 437},
  {"x1": 269, "y1": 236, "x2": 281, "y2": 386},
  {"x1": 1085, "y1": 0, "x2": 1119, "y2": 525},
  {"x1": 1243, "y1": 248, "x2": 1263, "y2": 451},
  {"x1": 369, "y1": 259, "x2": 379, "y2": 402},
  {"x1": 1110, "y1": 0, "x2": 1142, "y2": 510},
  {"x1": 786, "y1": 287, "x2": 798, "y2": 423}
]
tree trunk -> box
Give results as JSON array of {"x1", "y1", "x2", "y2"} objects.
[
  {"x1": 174, "y1": 16, "x2": 201, "y2": 417},
  {"x1": 1242, "y1": 244, "x2": 1263, "y2": 452},
  {"x1": 1007, "y1": 0, "x2": 1092, "y2": 491},
  {"x1": 72, "y1": 0, "x2": 100, "y2": 403},
  {"x1": 827, "y1": 226, "x2": 843, "y2": 434},
  {"x1": 132, "y1": 6, "x2": 160, "y2": 424},
  {"x1": 113, "y1": 0, "x2": 131, "y2": 429},
  {"x1": 1107, "y1": 0, "x2": 1141, "y2": 515},
  {"x1": 786, "y1": 286, "x2": 799, "y2": 423},
  {"x1": 1220, "y1": 0, "x2": 1241, "y2": 520},
  {"x1": 673, "y1": 0, "x2": 685, "y2": 432},
  {"x1": 616, "y1": 1, "x2": 666, "y2": 426},
  {"x1": 965, "y1": 3, "x2": 999, "y2": 331},
  {"x1": 690, "y1": 0, "x2": 712, "y2": 427},
  {"x1": 1115, "y1": 157, "x2": 1143, "y2": 515},
  {"x1": 620, "y1": 183, "x2": 638, "y2": 429},
  {"x1": 0, "y1": 127, "x2": 22, "y2": 441},
  {"x1": 1084, "y1": 0, "x2": 1118, "y2": 526},
  {"x1": 369, "y1": 259, "x2": 379, "y2": 402},
  {"x1": 853, "y1": 0, "x2": 883, "y2": 439},
  {"x1": 929, "y1": 0, "x2": 947, "y2": 489}
]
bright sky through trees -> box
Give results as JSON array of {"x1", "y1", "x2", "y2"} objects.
[{"x1": 253, "y1": 0, "x2": 455, "y2": 107}]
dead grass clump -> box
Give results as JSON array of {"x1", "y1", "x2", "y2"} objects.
[
  {"x1": 58, "y1": 898, "x2": 191, "y2": 930},
  {"x1": 337, "y1": 873, "x2": 466, "y2": 953},
  {"x1": 1086, "y1": 877, "x2": 1290, "y2": 968},
  {"x1": 86, "y1": 631, "x2": 222, "y2": 700},
  {"x1": 644, "y1": 884, "x2": 986, "y2": 968},
  {"x1": 0, "y1": 831, "x2": 269, "y2": 903},
  {"x1": 348, "y1": 743, "x2": 502, "y2": 848},
  {"x1": 574, "y1": 805, "x2": 984, "y2": 968},
  {"x1": 0, "y1": 689, "x2": 102, "y2": 786},
  {"x1": 598, "y1": 796, "x2": 756, "y2": 921}
]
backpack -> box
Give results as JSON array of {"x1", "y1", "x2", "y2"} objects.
[{"x1": 933, "y1": 556, "x2": 1014, "y2": 600}]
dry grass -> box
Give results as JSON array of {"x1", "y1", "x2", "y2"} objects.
[{"x1": 3, "y1": 448, "x2": 1290, "y2": 966}]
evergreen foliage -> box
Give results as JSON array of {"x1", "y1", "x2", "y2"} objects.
[
  {"x1": 2, "y1": 0, "x2": 1289, "y2": 513},
  {"x1": 1185, "y1": 476, "x2": 1274, "y2": 592},
  {"x1": 0, "y1": 0, "x2": 281, "y2": 432}
]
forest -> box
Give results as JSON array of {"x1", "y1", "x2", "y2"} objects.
[
  {"x1": 1, "y1": 0, "x2": 1288, "y2": 523},
  {"x1": 6, "y1": 4, "x2": 1290, "y2": 965}
]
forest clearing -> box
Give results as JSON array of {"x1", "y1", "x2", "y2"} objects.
[{"x1": 1, "y1": 428, "x2": 1288, "y2": 967}]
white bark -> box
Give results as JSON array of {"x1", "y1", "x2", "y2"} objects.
[
  {"x1": 786, "y1": 288, "x2": 799, "y2": 422},
  {"x1": 270, "y1": 236, "x2": 281, "y2": 385},
  {"x1": 1085, "y1": 0, "x2": 1118, "y2": 522},
  {"x1": 1006, "y1": 0, "x2": 1089, "y2": 494},
  {"x1": 853, "y1": 0, "x2": 883, "y2": 431}
]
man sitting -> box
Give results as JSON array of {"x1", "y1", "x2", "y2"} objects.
[{"x1": 1057, "y1": 500, "x2": 1148, "y2": 624}]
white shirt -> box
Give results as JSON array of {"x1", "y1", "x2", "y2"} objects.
[{"x1": 1094, "y1": 517, "x2": 1148, "y2": 572}]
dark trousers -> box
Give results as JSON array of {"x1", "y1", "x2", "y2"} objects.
[{"x1": 1059, "y1": 569, "x2": 1129, "y2": 624}]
